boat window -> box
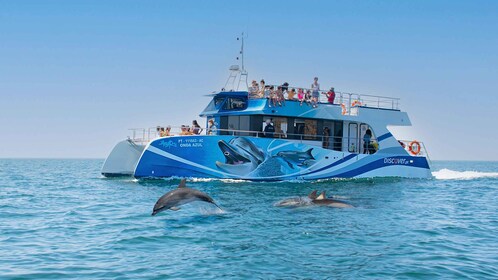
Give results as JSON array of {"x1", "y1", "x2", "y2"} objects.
[
  {"x1": 263, "y1": 117, "x2": 287, "y2": 138},
  {"x1": 303, "y1": 119, "x2": 317, "y2": 140},
  {"x1": 223, "y1": 97, "x2": 247, "y2": 110},
  {"x1": 214, "y1": 97, "x2": 225, "y2": 107}
]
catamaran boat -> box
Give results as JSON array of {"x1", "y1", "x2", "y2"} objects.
[{"x1": 101, "y1": 40, "x2": 431, "y2": 180}]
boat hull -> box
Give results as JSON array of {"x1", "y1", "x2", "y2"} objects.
[
  {"x1": 101, "y1": 139, "x2": 145, "y2": 177},
  {"x1": 133, "y1": 136, "x2": 431, "y2": 180}
]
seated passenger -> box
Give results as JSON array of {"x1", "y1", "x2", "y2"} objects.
[
  {"x1": 248, "y1": 80, "x2": 260, "y2": 99},
  {"x1": 304, "y1": 90, "x2": 312, "y2": 106},
  {"x1": 164, "y1": 126, "x2": 173, "y2": 136},
  {"x1": 287, "y1": 88, "x2": 296, "y2": 100},
  {"x1": 263, "y1": 119, "x2": 275, "y2": 138},
  {"x1": 259, "y1": 79, "x2": 266, "y2": 98},
  {"x1": 207, "y1": 119, "x2": 217, "y2": 135},
  {"x1": 180, "y1": 125, "x2": 192, "y2": 135},
  {"x1": 281, "y1": 82, "x2": 289, "y2": 93},
  {"x1": 191, "y1": 120, "x2": 203, "y2": 135},
  {"x1": 298, "y1": 88, "x2": 305, "y2": 105},
  {"x1": 276, "y1": 86, "x2": 285, "y2": 106},
  {"x1": 269, "y1": 86, "x2": 277, "y2": 107}
]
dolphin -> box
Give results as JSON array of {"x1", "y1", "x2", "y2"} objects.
[
  {"x1": 274, "y1": 190, "x2": 318, "y2": 207},
  {"x1": 216, "y1": 137, "x2": 265, "y2": 176},
  {"x1": 311, "y1": 191, "x2": 354, "y2": 208},
  {"x1": 151, "y1": 179, "x2": 221, "y2": 215},
  {"x1": 275, "y1": 190, "x2": 353, "y2": 208},
  {"x1": 274, "y1": 148, "x2": 315, "y2": 169}
]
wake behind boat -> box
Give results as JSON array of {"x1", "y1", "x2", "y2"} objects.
[{"x1": 102, "y1": 38, "x2": 431, "y2": 181}]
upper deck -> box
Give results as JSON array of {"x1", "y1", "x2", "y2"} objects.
[{"x1": 200, "y1": 85, "x2": 408, "y2": 127}]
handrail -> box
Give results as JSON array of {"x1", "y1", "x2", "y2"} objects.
[
  {"x1": 249, "y1": 84, "x2": 400, "y2": 110},
  {"x1": 127, "y1": 127, "x2": 427, "y2": 157}
]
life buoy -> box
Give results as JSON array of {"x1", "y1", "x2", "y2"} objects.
[
  {"x1": 351, "y1": 100, "x2": 362, "y2": 107},
  {"x1": 341, "y1": 103, "x2": 347, "y2": 115},
  {"x1": 408, "y1": 140, "x2": 421, "y2": 155}
]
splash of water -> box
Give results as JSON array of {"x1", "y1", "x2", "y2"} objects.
[{"x1": 432, "y1": 168, "x2": 498, "y2": 180}]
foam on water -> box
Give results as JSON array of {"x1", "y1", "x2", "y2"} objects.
[{"x1": 432, "y1": 168, "x2": 498, "y2": 180}]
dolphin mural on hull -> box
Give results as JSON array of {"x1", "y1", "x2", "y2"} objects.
[{"x1": 215, "y1": 137, "x2": 265, "y2": 176}]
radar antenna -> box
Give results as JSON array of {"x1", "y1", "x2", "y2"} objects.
[{"x1": 223, "y1": 33, "x2": 249, "y2": 91}]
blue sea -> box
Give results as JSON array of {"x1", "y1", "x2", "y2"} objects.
[{"x1": 1, "y1": 159, "x2": 497, "y2": 279}]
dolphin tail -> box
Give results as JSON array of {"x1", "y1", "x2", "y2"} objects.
[{"x1": 306, "y1": 148, "x2": 315, "y2": 160}]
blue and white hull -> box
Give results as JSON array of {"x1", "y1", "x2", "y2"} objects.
[{"x1": 133, "y1": 135, "x2": 431, "y2": 180}]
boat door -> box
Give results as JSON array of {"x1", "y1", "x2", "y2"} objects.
[{"x1": 348, "y1": 123, "x2": 358, "y2": 153}]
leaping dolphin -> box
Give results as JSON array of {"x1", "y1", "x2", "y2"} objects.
[{"x1": 151, "y1": 179, "x2": 222, "y2": 216}]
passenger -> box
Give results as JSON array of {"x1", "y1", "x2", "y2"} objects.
[
  {"x1": 298, "y1": 88, "x2": 305, "y2": 105},
  {"x1": 287, "y1": 88, "x2": 296, "y2": 100},
  {"x1": 323, "y1": 127, "x2": 330, "y2": 149},
  {"x1": 311, "y1": 77, "x2": 320, "y2": 108},
  {"x1": 259, "y1": 79, "x2": 266, "y2": 98},
  {"x1": 324, "y1": 87, "x2": 336, "y2": 104},
  {"x1": 263, "y1": 119, "x2": 275, "y2": 138},
  {"x1": 159, "y1": 126, "x2": 172, "y2": 137},
  {"x1": 191, "y1": 120, "x2": 203, "y2": 135},
  {"x1": 164, "y1": 126, "x2": 173, "y2": 136},
  {"x1": 305, "y1": 90, "x2": 312, "y2": 106},
  {"x1": 180, "y1": 125, "x2": 192, "y2": 136},
  {"x1": 276, "y1": 86, "x2": 285, "y2": 106},
  {"x1": 249, "y1": 80, "x2": 259, "y2": 99},
  {"x1": 269, "y1": 86, "x2": 277, "y2": 107},
  {"x1": 156, "y1": 126, "x2": 163, "y2": 137},
  {"x1": 207, "y1": 119, "x2": 217, "y2": 135},
  {"x1": 281, "y1": 82, "x2": 289, "y2": 93},
  {"x1": 363, "y1": 129, "x2": 375, "y2": 154}
]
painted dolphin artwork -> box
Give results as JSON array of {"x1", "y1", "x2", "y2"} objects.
[
  {"x1": 275, "y1": 190, "x2": 353, "y2": 208},
  {"x1": 216, "y1": 137, "x2": 265, "y2": 176},
  {"x1": 274, "y1": 148, "x2": 315, "y2": 169},
  {"x1": 151, "y1": 179, "x2": 221, "y2": 216}
]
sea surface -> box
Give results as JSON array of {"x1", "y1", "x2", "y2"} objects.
[{"x1": 1, "y1": 159, "x2": 497, "y2": 279}]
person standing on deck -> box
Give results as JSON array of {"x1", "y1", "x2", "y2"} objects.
[
  {"x1": 263, "y1": 119, "x2": 275, "y2": 138},
  {"x1": 311, "y1": 77, "x2": 320, "y2": 108}
]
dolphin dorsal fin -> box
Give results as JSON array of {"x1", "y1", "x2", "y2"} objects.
[
  {"x1": 178, "y1": 179, "x2": 187, "y2": 188},
  {"x1": 308, "y1": 190, "x2": 318, "y2": 199},
  {"x1": 316, "y1": 191, "x2": 326, "y2": 200}
]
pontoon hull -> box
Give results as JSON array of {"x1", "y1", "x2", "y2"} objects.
[{"x1": 133, "y1": 136, "x2": 431, "y2": 180}]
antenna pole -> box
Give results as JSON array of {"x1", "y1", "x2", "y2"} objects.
[{"x1": 241, "y1": 32, "x2": 245, "y2": 71}]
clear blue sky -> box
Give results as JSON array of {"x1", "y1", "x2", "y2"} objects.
[{"x1": 1, "y1": 0, "x2": 497, "y2": 160}]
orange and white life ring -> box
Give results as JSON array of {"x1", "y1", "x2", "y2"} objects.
[
  {"x1": 408, "y1": 140, "x2": 421, "y2": 155},
  {"x1": 351, "y1": 100, "x2": 362, "y2": 107},
  {"x1": 341, "y1": 103, "x2": 347, "y2": 115}
]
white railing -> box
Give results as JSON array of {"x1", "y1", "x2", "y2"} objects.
[{"x1": 259, "y1": 85, "x2": 400, "y2": 110}]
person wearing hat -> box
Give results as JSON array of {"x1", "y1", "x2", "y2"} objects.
[
  {"x1": 324, "y1": 87, "x2": 336, "y2": 104},
  {"x1": 207, "y1": 119, "x2": 217, "y2": 135}
]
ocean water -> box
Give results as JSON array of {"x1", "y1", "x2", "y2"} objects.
[{"x1": 1, "y1": 159, "x2": 497, "y2": 279}]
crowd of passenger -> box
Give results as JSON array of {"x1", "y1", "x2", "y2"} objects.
[
  {"x1": 248, "y1": 77, "x2": 336, "y2": 108},
  {"x1": 156, "y1": 119, "x2": 218, "y2": 137}
]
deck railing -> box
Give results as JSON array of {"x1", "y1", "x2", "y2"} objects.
[
  {"x1": 256, "y1": 85, "x2": 400, "y2": 110},
  {"x1": 127, "y1": 127, "x2": 427, "y2": 158}
]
